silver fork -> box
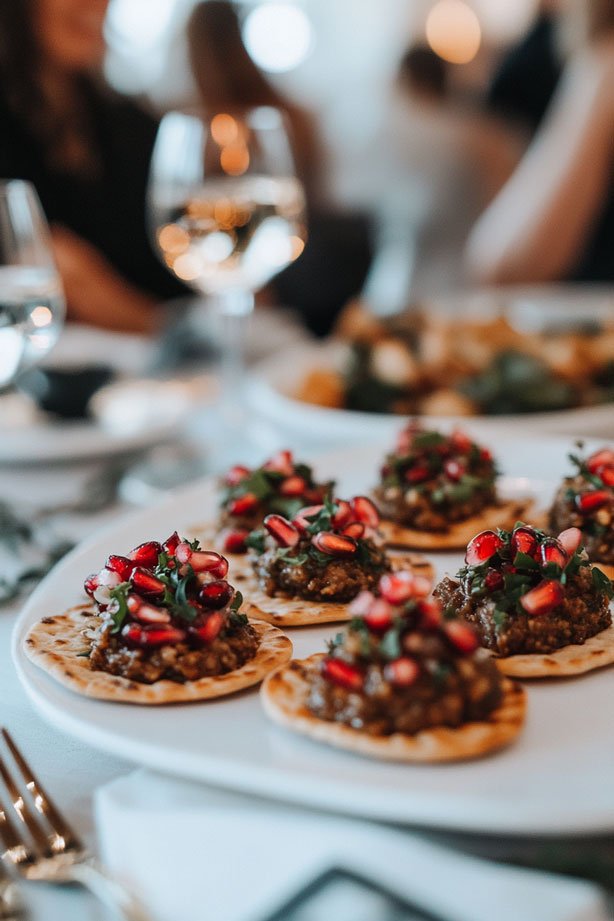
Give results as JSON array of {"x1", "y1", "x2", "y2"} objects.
[{"x1": 0, "y1": 729, "x2": 151, "y2": 921}]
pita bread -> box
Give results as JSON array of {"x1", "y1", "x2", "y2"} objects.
[
  {"x1": 494, "y1": 623, "x2": 614, "y2": 678},
  {"x1": 232, "y1": 553, "x2": 435, "y2": 628},
  {"x1": 380, "y1": 498, "x2": 535, "y2": 551},
  {"x1": 261, "y1": 654, "x2": 526, "y2": 762},
  {"x1": 24, "y1": 606, "x2": 292, "y2": 705}
]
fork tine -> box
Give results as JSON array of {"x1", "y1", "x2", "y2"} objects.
[
  {"x1": 0, "y1": 755, "x2": 55, "y2": 860},
  {"x1": 1, "y1": 730, "x2": 81, "y2": 854},
  {"x1": 0, "y1": 790, "x2": 36, "y2": 870}
]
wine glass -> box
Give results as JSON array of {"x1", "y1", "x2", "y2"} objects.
[
  {"x1": 0, "y1": 180, "x2": 65, "y2": 391},
  {"x1": 148, "y1": 107, "x2": 306, "y2": 464}
]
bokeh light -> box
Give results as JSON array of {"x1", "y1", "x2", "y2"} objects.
[
  {"x1": 426, "y1": 0, "x2": 482, "y2": 65},
  {"x1": 243, "y1": 3, "x2": 314, "y2": 73}
]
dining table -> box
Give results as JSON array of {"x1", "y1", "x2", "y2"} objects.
[{"x1": 1, "y1": 311, "x2": 614, "y2": 921}]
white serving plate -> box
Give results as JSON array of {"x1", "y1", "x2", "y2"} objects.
[
  {"x1": 12, "y1": 434, "x2": 614, "y2": 835},
  {"x1": 0, "y1": 374, "x2": 218, "y2": 465},
  {"x1": 248, "y1": 341, "x2": 614, "y2": 451}
]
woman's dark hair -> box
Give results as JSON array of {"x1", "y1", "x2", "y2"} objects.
[
  {"x1": 187, "y1": 0, "x2": 286, "y2": 111},
  {"x1": 0, "y1": 0, "x2": 101, "y2": 172},
  {"x1": 0, "y1": 0, "x2": 40, "y2": 115},
  {"x1": 398, "y1": 45, "x2": 449, "y2": 100}
]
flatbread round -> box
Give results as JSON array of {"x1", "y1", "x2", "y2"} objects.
[
  {"x1": 24, "y1": 607, "x2": 292, "y2": 705},
  {"x1": 233, "y1": 552, "x2": 435, "y2": 628},
  {"x1": 494, "y1": 623, "x2": 614, "y2": 678},
  {"x1": 261, "y1": 654, "x2": 526, "y2": 762},
  {"x1": 380, "y1": 498, "x2": 535, "y2": 551}
]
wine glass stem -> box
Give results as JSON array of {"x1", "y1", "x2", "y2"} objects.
[{"x1": 215, "y1": 289, "x2": 254, "y2": 453}]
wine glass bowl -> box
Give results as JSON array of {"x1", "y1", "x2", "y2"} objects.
[
  {"x1": 0, "y1": 180, "x2": 65, "y2": 390},
  {"x1": 150, "y1": 108, "x2": 306, "y2": 302},
  {"x1": 148, "y1": 107, "x2": 307, "y2": 464}
]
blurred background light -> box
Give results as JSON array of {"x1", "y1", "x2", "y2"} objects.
[
  {"x1": 426, "y1": 0, "x2": 482, "y2": 65},
  {"x1": 242, "y1": 3, "x2": 314, "y2": 73}
]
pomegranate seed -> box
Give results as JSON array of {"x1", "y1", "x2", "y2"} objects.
[
  {"x1": 348, "y1": 591, "x2": 375, "y2": 618},
  {"x1": 224, "y1": 464, "x2": 250, "y2": 486},
  {"x1": 557, "y1": 527, "x2": 582, "y2": 558},
  {"x1": 484, "y1": 569, "x2": 504, "y2": 592},
  {"x1": 175, "y1": 542, "x2": 193, "y2": 564},
  {"x1": 322, "y1": 658, "x2": 363, "y2": 691},
  {"x1": 311, "y1": 532, "x2": 357, "y2": 557},
  {"x1": 228, "y1": 493, "x2": 259, "y2": 516},
  {"x1": 379, "y1": 571, "x2": 417, "y2": 604},
  {"x1": 304, "y1": 487, "x2": 326, "y2": 504},
  {"x1": 279, "y1": 475, "x2": 308, "y2": 497},
  {"x1": 342, "y1": 521, "x2": 365, "y2": 539},
  {"x1": 133, "y1": 603, "x2": 171, "y2": 624},
  {"x1": 263, "y1": 450, "x2": 294, "y2": 477},
  {"x1": 193, "y1": 611, "x2": 225, "y2": 643},
  {"x1": 479, "y1": 448, "x2": 493, "y2": 463},
  {"x1": 331, "y1": 500, "x2": 353, "y2": 529},
  {"x1": 264, "y1": 514, "x2": 300, "y2": 548},
  {"x1": 445, "y1": 621, "x2": 479, "y2": 654},
  {"x1": 122, "y1": 624, "x2": 186, "y2": 646},
  {"x1": 586, "y1": 449, "x2": 614, "y2": 474},
  {"x1": 162, "y1": 531, "x2": 181, "y2": 555},
  {"x1": 384, "y1": 657, "x2": 420, "y2": 687},
  {"x1": 350, "y1": 496, "x2": 380, "y2": 528},
  {"x1": 417, "y1": 599, "x2": 442, "y2": 629},
  {"x1": 450, "y1": 430, "x2": 473, "y2": 453},
  {"x1": 597, "y1": 466, "x2": 614, "y2": 487},
  {"x1": 126, "y1": 594, "x2": 142, "y2": 614},
  {"x1": 520, "y1": 579, "x2": 564, "y2": 615},
  {"x1": 511, "y1": 526, "x2": 538, "y2": 558},
  {"x1": 292, "y1": 504, "x2": 324, "y2": 533},
  {"x1": 129, "y1": 541, "x2": 162, "y2": 569},
  {"x1": 444, "y1": 460, "x2": 465, "y2": 482},
  {"x1": 540, "y1": 539, "x2": 568, "y2": 570},
  {"x1": 130, "y1": 568, "x2": 165, "y2": 597},
  {"x1": 105, "y1": 555, "x2": 134, "y2": 581},
  {"x1": 364, "y1": 598, "x2": 395, "y2": 632},
  {"x1": 198, "y1": 579, "x2": 233, "y2": 609},
  {"x1": 222, "y1": 529, "x2": 249, "y2": 554},
  {"x1": 575, "y1": 491, "x2": 610, "y2": 514},
  {"x1": 191, "y1": 550, "x2": 229, "y2": 578},
  {"x1": 84, "y1": 573, "x2": 98, "y2": 597},
  {"x1": 405, "y1": 464, "x2": 430, "y2": 484},
  {"x1": 465, "y1": 530, "x2": 504, "y2": 566}
]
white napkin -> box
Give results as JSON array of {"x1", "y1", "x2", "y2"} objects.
[{"x1": 96, "y1": 770, "x2": 607, "y2": 921}]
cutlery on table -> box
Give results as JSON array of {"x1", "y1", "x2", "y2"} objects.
[{"x1": 0, "y1": 729, "x2": 151, "y2": 921}]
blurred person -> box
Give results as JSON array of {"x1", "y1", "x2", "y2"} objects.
[
  {"x1": 467, "y1": 0, "x2": 614, "y2": 284},
  {"x1": 487, "y1": 0, "x2": 563, "y2": 132},
  {"x1": 0, "y1": 0, "x2": 186, "y2": 334},
  {"x1": 362, "y1": 45, "x2": 519, "y2": 311}
]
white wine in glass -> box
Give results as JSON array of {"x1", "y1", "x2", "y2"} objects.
[
  {"x1": 0, "y1": 180, "x2": 65, "y2": 390},
  {"x1": 148, "y1": 108, "x2": 306, "y2": 463}
]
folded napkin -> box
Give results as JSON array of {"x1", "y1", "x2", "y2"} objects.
[{"x1": 96, "y1": 771, "x2": 607, "y2": 921}]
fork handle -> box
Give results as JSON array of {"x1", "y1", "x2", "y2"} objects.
[{"x1": 66, "y1": 860, "x2": 152, "y2": 921}]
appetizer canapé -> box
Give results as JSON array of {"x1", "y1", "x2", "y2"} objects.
[
  {"x1": 218, "y1": 450, "x2": 333, "y2": 555},
  {"x1": 374, "y1": 423, "x2": 532, "y2": 549},
  {"x1": 435, "y1": 524, "x2": 614, "y2": 677},
  {"x1": 24, "y1": 533, "x2": 291, "y2": 703},
  {"x1": 261, "y1": 570, "x2": 526, "y2": 761},
  {"x1": 236, "y1": 496, "x2": 403, "y2": 627},
  {"x1": 549, "y1": 447, "x2": 614, "y2": 579}
]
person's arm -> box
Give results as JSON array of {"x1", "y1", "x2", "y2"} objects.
[
  {"x1": 51, "y1": 226, "x2": 159, "y2": 334},
  {"x1": 465, "y1": 40, "x2": 614, "y2": 284}
]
